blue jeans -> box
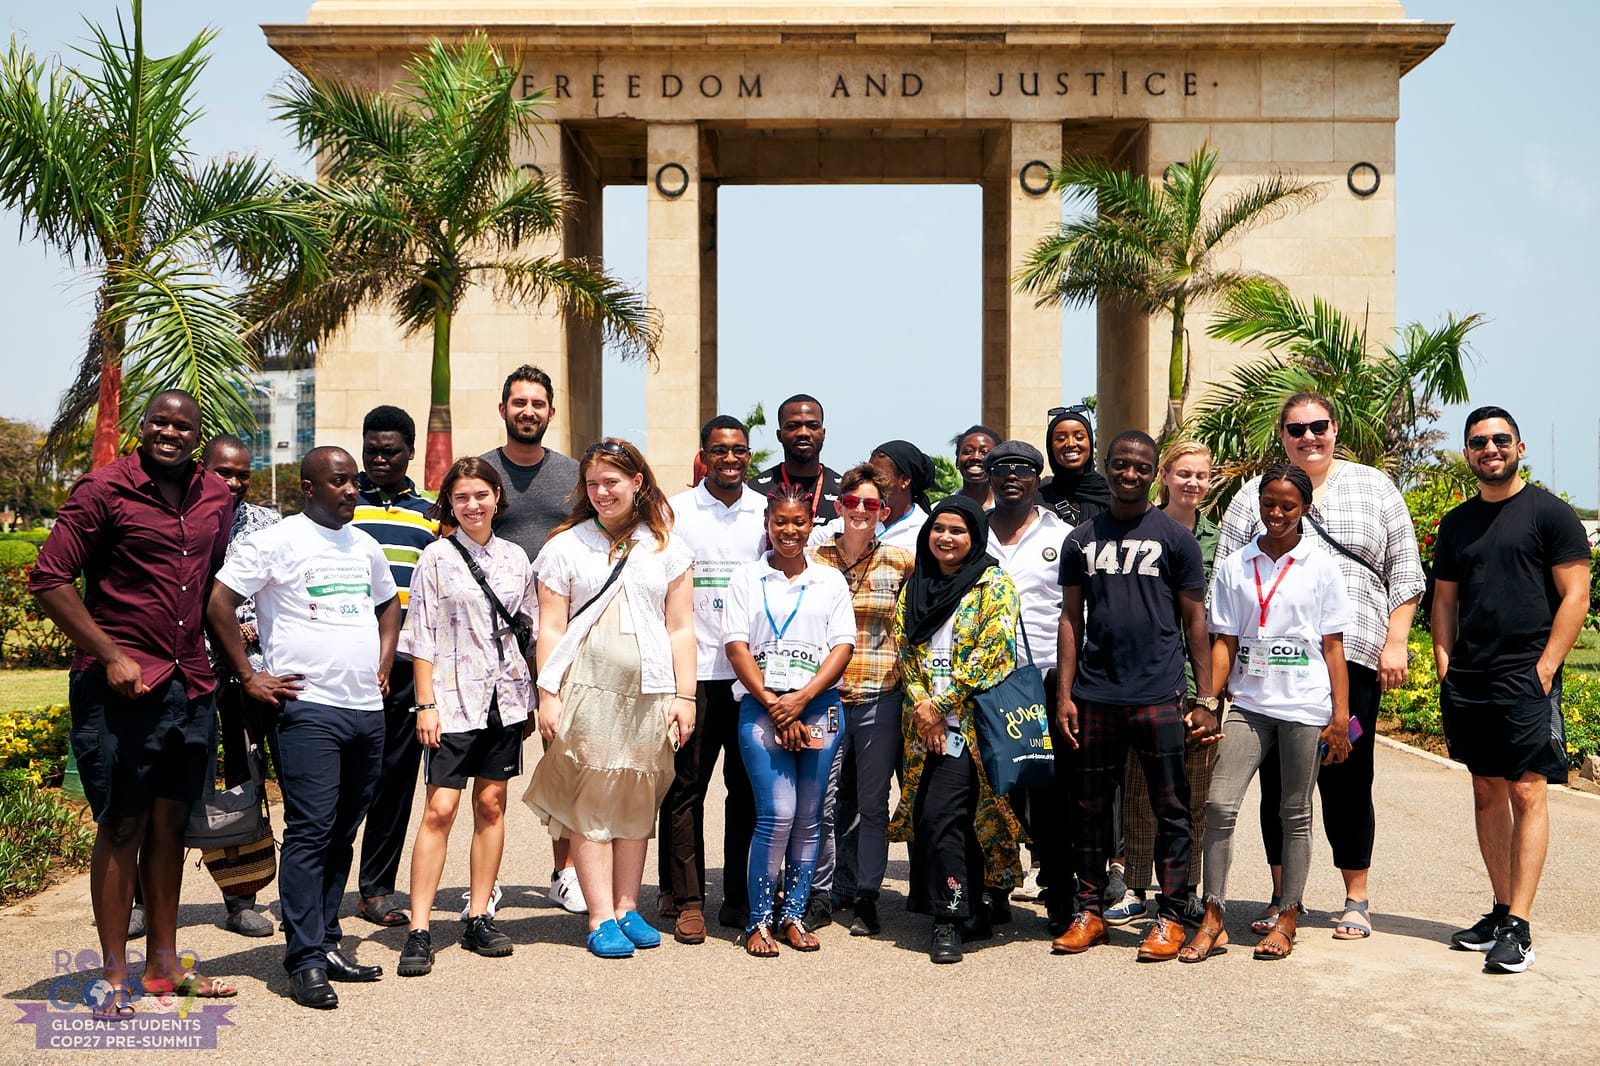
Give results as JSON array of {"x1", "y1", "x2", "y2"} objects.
[
  {"x1": 275, "y1": 700, "x2": 383, "y2": 975},
  {"x1": 738, "y1": 691, "x2": 845, "y2": 932}
]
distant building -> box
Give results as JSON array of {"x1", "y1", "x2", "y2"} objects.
[{"x1": 245, "y1": 368, "x2": 315, "y2": 469}]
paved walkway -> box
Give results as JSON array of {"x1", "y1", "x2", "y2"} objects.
[{"x1": 3, "y1": 740, "x2": 1597, "y2": 1064}]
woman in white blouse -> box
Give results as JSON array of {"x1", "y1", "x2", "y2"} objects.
[
  {"x1": 724, "y1": 483, "x2": 855, "y2": 957},
  {"x1": 524, "y1": 439, "x2": 697, "y2": 960},
  {"x1": 397, "y1": 457, "x2": 535, "y2": 977}
]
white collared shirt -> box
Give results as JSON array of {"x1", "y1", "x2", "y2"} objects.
[
  {"x1": 1208, "y1": 536, "x2": 1354, "y2": 725},
  {"x1": 723, "y1": 555, "x2": 856, "y2": 699},
  {"x1": 986, "y1": 505, "x2": 1068, "y2": 671},
  {"x1": 670, "y1": 482, "x2": 768, "y2": 681},
  {"x1": 534, "y1": 523, "x2": 694, "y2": 696}
]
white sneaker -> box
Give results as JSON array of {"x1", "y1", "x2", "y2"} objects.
[
  {"x1": 1013, "y1": 867, "x2": 1043, "y2": 902},
  {"x1": 548, "y1": 867, "x2": 587, "y2": 914},
  {"x1": 461, "y1": 880, "x2": 504, "y2": 921}
]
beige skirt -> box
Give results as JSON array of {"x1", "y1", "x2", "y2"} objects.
[{"x1": 523, "y1": 590, "x2": 676, "y2": 842}]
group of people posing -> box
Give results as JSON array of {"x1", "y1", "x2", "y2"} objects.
[{"x1": 33, "y1": 365, "x2": 1587, "y2": 1016}]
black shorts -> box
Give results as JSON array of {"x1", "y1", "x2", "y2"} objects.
[
  {"x1": 424, "y1": 698, "x2": 525, "y2": 790},
  {"x1": 69, "y1": 670, "x2": 217, "y2": 823},
  {"x1": 1440, "y1": 663, "x2": 1568, "y2": 784}
]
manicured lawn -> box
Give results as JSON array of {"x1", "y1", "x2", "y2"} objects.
[
  {"x1": 2, "y1": 669, "x2": 69, "y2": 710},
  {"x1": 1570, "y1": 631, "x2": 1600, "y2": 675}
]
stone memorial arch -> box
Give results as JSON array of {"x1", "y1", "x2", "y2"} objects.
[{"x1": 267, "y1": 1, "x2": 1447, "y2": 485}]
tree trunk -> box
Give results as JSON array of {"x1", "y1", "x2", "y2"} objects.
[
  {"x1": 1164, "y1": 297, "x2": 1187, "y2": 435},
  {"x1": 90, "y1": 315, "x2": 124, "y2": 469},
  {"x1": 423, "y1": 305, "x2": 453, "y2": 490}
]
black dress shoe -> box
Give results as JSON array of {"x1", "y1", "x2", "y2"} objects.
[
  {"x1": 324, "y1": 948, "x2": 383, "y2": 982},
  {"x1": 930, "y1": 923, "x2": 962, "y2": 964},
  {"x1": 290, "y1": 968, "x2": 338, "y2": 1010}
]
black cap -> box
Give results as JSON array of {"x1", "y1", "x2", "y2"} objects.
[{"x1": 983, "y1": 440, "x2": 1045, "y2": 474}]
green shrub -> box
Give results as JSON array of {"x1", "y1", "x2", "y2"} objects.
[
  {"x1": 0, "y1": 768, "x2": 94, "y2": 904},
  {"x1": 0, "y1": 703, "x2": 71, "y2": 786},
  {"x1": 1382, "y1": 631, "x2": 1600, "y2": 765},
  {"x1": 0, "y1": 541, "x2": 37, "y2": 566},
  {"x1": 1588, "y1": 549, "x2": 1600, "y2": 633},
  {"x1": 0, "y1": 562, "x2": 74, "y2": 668}
]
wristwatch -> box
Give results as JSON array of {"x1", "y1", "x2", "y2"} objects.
[
  {"x1": 1190, "y1": 696, "x2": 1220, "y2": 713},
  {"x1": 410, "y1": 702, "x2": 437, "y2": 714}
]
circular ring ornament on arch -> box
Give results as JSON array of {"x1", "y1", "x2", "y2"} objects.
[
  {"x1": 1347, "y1": 162, "x2": 1381, "y2": 198},
  {"x1": 655, "y1": 162, "x2": 690, "y2": 199},
  {"x1": 1019, "y1": 160, "x2": 1052, "y2": 197}
]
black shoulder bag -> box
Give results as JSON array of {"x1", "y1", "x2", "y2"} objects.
[{"x1": 448, "y1": 538, "x2": 534, "y2": 657}]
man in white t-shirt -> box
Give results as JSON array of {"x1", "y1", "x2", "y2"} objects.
[
  {"x1": 657, "y1": 415, "x2": 767, "y2": 942},
  {"x1": 208, "y1": 446, "x2": 401, "y2": 1011}
]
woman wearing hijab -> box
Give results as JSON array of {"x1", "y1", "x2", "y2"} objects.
[
  {"x1": 888, "y1": 496, "x2": 1023, "y2": 964},
  {"x1": 1039, "y1": 406, "x2": 1113, "y2": 526}
]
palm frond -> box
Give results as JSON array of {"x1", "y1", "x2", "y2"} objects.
[
  {"x1": 1196, "y1": 171, "x2": 1324, "y2": 253},
  {"x1": 487, "y1": 256, "x2": 660, "y2": 363}
]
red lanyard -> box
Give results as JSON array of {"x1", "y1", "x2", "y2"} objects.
[
  {"x1": 778, "y1": 463, "x2": 822, "y2": 517},
  {"x1": 1252, "y1": 556, "x2": 1295, "y2": 631}
]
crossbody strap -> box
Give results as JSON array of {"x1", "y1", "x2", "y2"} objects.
[
  {"x1": 572, "y1": 548, "x2": 631, "y2": 620},
  {"x1": 447, "y1": 537, "x2": 522, "y2": 636},
  {"x1": 1304, "y1": 512, "x2": 1383, "y2": 581}
]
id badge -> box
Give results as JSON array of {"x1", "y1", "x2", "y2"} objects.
[
  {"x1": 761, "y1": 649, "x2": 791, "y2": 692},
  {"x1": 617, "y1": 593, "x2": 636, "y2": 635},
  {"x1": 945, "y1": 729, "x2": 967, "y2": 759},
  {"x1": 1241, "y1": 640, "x2": 1269, "y2": 679}
]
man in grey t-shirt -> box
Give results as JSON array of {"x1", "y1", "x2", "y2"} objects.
[
  {"x1": 479, "y1": 364, "x2": 582, "y2": 557},
  {"x1": 478, "y1": 363, "x2": 585, "y2": 913}
]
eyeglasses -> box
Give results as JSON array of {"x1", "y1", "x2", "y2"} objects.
[
  {"x1": 1466, "y1": 432, "x2": 1515, "y2": 451},
  {"x1": 1048, "y1": 404, "x2": 1092, "y2": 419},
  {"x1": 705, "y1": 444, "x2": 751, "y2": 458},
  {"x1": 585, "y1": 440, "x2": 629, "y2": 460},
  {"x1": 1284, "y1": 420, "x2": 1332, "y2": 438},
  {"x1": 839, "y1": 494, "x2": 886, "y2": 512},
  {"x1": 989, "y1": 460, "x2": 1039, "y2": 478}
]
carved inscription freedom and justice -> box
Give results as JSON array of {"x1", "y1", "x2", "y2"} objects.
[{"x1": 520, "y1": 68, "x2": 1206, "y2": 101}]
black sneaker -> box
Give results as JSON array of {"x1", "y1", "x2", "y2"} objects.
[
  {"x1": 848, "y1": 897, "x2": 880, "y2": 937},
  {"x1": 1451, "y1": 905, "x2": 1510, "y2": 952},
  {"x1": 930, "y1": 923, "x2": 962, "y2": 964},
  {"x1": 461, "y1": 914, "x2": 514, "y2": 958},
  {"x1": 397, "y1": 929, "x2": 434, "y2": 977},
  {"x1": 1483, "y1": 917, "x2": 1534, "y2": 974},
  {"x1": 803, "y1": 892, "x2": 834, "y2": 931}
]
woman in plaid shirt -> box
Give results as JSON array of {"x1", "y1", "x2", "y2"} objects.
[{"x1": 1217, "y1": 392, "x2": 1425, "y2": 942}]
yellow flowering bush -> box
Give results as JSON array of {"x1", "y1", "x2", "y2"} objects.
[{"x1": 0, "y1": 703, "x2": 71, "y2": 787}]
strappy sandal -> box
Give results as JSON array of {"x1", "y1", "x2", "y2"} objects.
[
  {"x1": 744, "y1": 925, "x2": 779, "y2": 958},
  {"x1": 92, "y1": 987, "x2": 136, "y2": 1021},
  {"x1": 1254, "y1": 926, "x2": 1296, "y2": 960},
  {"x1": 780, "y1": 918, "x2": 820, "y2": 952},
  {"x1": 1179, "y1": 922, "x2": 1230, "y2": 963},
  {"x1": 1332, "y1": 898, "x2": 1372, "y2": 940},
  {"x1": 1250, "y1": 897, "x2": 1282, "y2": 936}
]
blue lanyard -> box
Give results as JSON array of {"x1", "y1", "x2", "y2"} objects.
[{"x1": 760, "y1": 577, "x2": 808, "y2": 640}]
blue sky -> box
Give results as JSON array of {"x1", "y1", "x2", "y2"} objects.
[{"x1": 2, "y1": 2, "x2": 1595, "y2": 504}]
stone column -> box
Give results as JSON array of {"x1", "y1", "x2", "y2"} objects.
[
  {"x1": 981, "y1": 121, "x2": 1063, "y2": 450},
  {"x1": 645, "y1": 122, "x2": 707, "y2": 488},
  {"x1": 560, "y1": 126, "x2": 605, "y2": 452}
]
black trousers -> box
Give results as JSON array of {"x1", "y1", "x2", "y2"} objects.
[
  {"x1": 1259, "y1": 662, "x2": 1380, "y2": 871},
  {"x1": 657, "y1": 679, "x2": 755, "y2": 914},
  {"x1": 356, "y1": 659, "x2": 421, "y2": 899},
  {"x1": 908, "y1": 742, "x2": 985, "y2": 921}
]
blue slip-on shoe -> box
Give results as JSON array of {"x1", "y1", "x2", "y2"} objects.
[
  {"x1": 586, "y1": 919, "x2": 636, "y2": 959},
  {"x1": 616, "y1": 911, "x2": 662, "y2": 949}
]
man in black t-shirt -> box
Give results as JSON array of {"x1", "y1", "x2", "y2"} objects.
[
  {"x1": 750, "y1": 393, "x2": 842, "y2": 522},
  {"x1": 1051, "y1": 431, "x2": 1218, "y2": 962},
  {"x1": 1432, "y1": 406, "x2": 1590, "y2": 975}
]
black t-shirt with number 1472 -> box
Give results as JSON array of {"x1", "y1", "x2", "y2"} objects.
[{"x1": 1432, "y1": 483, "x2": 1590, "y2": 672}]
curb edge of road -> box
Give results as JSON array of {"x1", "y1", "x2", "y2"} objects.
[{"x1": 1376, "y1": 734, "x2": 1600, "y2": 803}]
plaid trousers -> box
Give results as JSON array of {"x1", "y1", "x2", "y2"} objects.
[
  {"x1": 1124, "y1": 742, "x2": 1215, "y2": 894},
  {"x1": 1071, "y1": 699, "x2": 1193, "y2": 921}
]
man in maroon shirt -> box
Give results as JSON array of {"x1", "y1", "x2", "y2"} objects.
[{"x1": 30, "y1": 390, "x2": 235, "y2": 1016}]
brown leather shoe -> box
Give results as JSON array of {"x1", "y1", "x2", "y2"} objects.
[
  {"x1": 1050, "y1": 912, "x2": 1108, "y2": 954},
  {"x1": 674, "y1": 908, "x2": 706, "y2": 945},
  {"x1": 1137, "y1": 916, "x2": 1185, "y2": 962}
]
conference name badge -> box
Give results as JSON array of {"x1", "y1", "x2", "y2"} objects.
[
  {"x1": 1240, "y1": 636, "x2": 1312, "y2": 680},
  {"x1": 760, "y1": 639, "x2": 821, "y2": 692}
]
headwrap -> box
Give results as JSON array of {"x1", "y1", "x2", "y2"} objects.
[
  {"x1": 900, "y1": 495, "x2": 997, "y2": 645},
  {"x1": 1039, "y1": 408, "x2": 1112, "y2": 519},
  {"x1": 873, "y1": 439, "x2": 936, "y2": 513}
]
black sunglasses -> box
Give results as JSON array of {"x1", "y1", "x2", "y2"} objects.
[
  {"x1": 585, "y1": 440, "x2": 630, "y2": 460},
  {"x1": 1048, "y1": 404, "x2": 1093, "y2": 420},
  {"x1": 989, "y1": 460, "x2": 1040, "y2": 477},
  {"x1": 704, "y1": 444, "x2": 750, "y2": 458},
  {"x1": 1284, "y1": 419, "x2": 1332, "y2": 438},
  {"x1": 1466, "y1": 432, "x2": 1515, "y2": 451}
]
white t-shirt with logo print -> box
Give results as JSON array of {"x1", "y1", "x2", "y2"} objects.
[
  {"x1": 722, "y1": 555, "x2": 855, "y2": 699},
  {"x1": 669, "y1": 481, "x2": 767, "y2": 681},
  {"x1": 215, "y1": 513, "x2": 399, "y2": 711}
]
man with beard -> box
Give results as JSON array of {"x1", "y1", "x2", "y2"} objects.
[
  {"x1": 31, "y1": 390, "x2": 235, "y2": 1016},
  {"x1": 751, "y1": 394, "x2": 841, "y2": 522},
  {"x1": 657, "y1": 415, "x2": 767, "y2": 941},
  {"x1": 479, "y1": 365, "x2": 585, "y2": 912},
  {"x1": 1431, "y1": 406, "x2": 1589, "y2": 975},
  {"x1": 209, "y1": 447, "x2": 400, "y2": 1009}
]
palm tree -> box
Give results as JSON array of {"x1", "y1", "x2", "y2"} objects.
[
  {"x1": 263, "y1": 35, "x2": 658, "y2": 488},
  {"x1": 1014, "y1": 144, "x2": 1322, "y2": 433},
  {"x1": 1189, "y1": 277, "x2": 1480, "y2": 509},
  {"x1": 0, "y1": 1, "x2": 322, "y2": 467}
]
